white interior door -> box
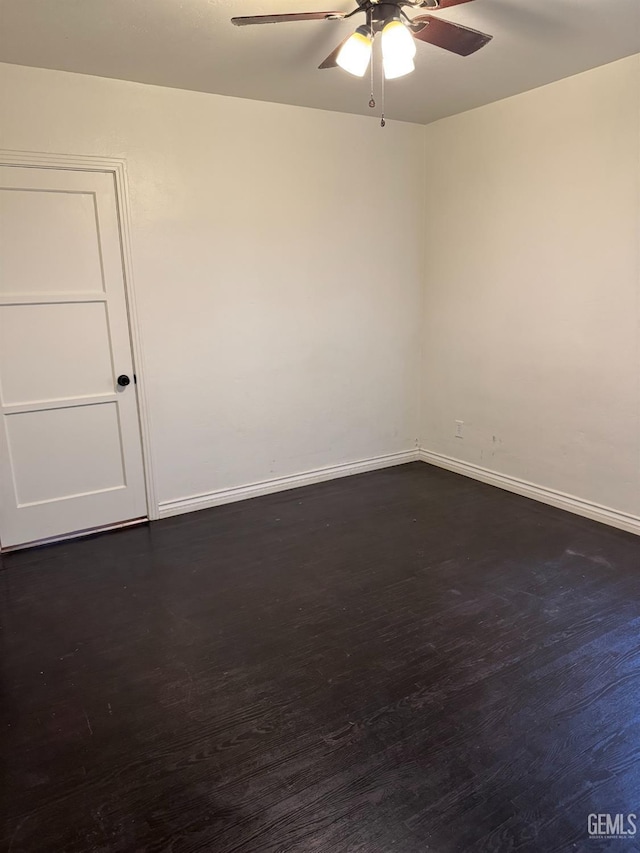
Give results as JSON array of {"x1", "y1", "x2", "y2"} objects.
[{"x1": 0, "y1": 165, "x2": 147, "y2": 548}]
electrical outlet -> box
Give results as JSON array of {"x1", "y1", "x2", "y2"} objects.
[{"x1": 455, "y1": 420, "x2": 464, "y2": 439}]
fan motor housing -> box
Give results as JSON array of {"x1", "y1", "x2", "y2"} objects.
[{"x1": 365, "y1": 2, "x2": 404, "y2": 32}]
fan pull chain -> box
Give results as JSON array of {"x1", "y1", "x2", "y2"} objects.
[
  {"x1": 369, "y1": 35, "x2": 375, "y2": 109},
  {"x1": 380, "y1": 61, "x2": 386, "y2": 128}
]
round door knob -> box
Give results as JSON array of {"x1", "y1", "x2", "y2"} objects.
[{"x1": 117, "y1": 374, "x2": 131, "y2": 387}]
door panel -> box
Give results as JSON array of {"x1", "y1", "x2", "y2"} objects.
[
  {"x1": 6, "y1": 403, "x2": 126, "y2": 505},
  {"x1": 0, "y1": 166, "x2": 147, "y2": 548},
  {"x1": 0, "y1": 188, "x2": 105, "y2": 295},
  {"x1": 0, "y1": 302, "x2": 114, "y2": 403}
]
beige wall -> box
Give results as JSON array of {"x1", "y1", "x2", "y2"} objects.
[
  {"x1": 2, "y1": 56, "x2": 639, "y2": 528},
  {"x1": 420, "y1": 55, "x2": 640, "y2": 520},
  {"x1": 0, "y1": 62, "x2": 425, "y2": 512}
]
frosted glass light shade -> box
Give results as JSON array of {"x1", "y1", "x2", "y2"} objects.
[
  {"x1": 381, "y1": 20, "x2": 416, "y2": 79},
  {"x1": 336, "y1": 27, "x2": 373, "y2": 77}
]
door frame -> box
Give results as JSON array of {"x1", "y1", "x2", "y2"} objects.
[{"x1": 0, "y1": 149, "x2": 159, "y2": 521}]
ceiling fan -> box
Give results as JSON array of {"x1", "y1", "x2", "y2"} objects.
[{"x1": 231, "y1": 0, "x2": 492, "y2": 80}]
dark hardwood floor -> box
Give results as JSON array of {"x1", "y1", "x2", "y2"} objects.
[{"x1": 1, "y1": 462, "x2": 639, "y2": 852}]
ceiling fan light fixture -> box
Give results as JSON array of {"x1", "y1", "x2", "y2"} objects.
[
  {"x1": 336, "y1": 25, "x2": 372, "y2": 77},
  {"x1": 381, "y1": 19, "x2": 416, "y2": 79}
]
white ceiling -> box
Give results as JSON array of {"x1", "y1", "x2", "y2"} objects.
[{"x1": 0, "y1": 0, "x2": 638, "y2": 124}]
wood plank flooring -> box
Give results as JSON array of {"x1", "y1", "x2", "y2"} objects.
[{"x1": 1, "y1": 462, "x2": 639, "y2": 852}]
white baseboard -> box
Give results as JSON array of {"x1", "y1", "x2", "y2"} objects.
[
  {"x1": 158, "y1": 446, "x2": 640, "y2": 537},
  {"x1": 418, "y1": 449, "x2": 640, "y2": 537},
  {"x1": 158, "y1": 449, "x2": 420, "y2": 519}
]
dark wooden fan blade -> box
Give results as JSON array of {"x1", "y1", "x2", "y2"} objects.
[
  {"x1": 232, "y1": 11, "x2": 345, "y2": 26},
  {"x1": 418, "y1": 0, "x2": 474, "y2": 8},
  {"x1": 436, "y1": 0, "x2": 476, "y2": 8},
  {"x1": 318, "y1": 34, "x2": 352, "y2": 69},
  {"x1": 411, "y1": 15, "x2": 492, "y2": 56}
]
